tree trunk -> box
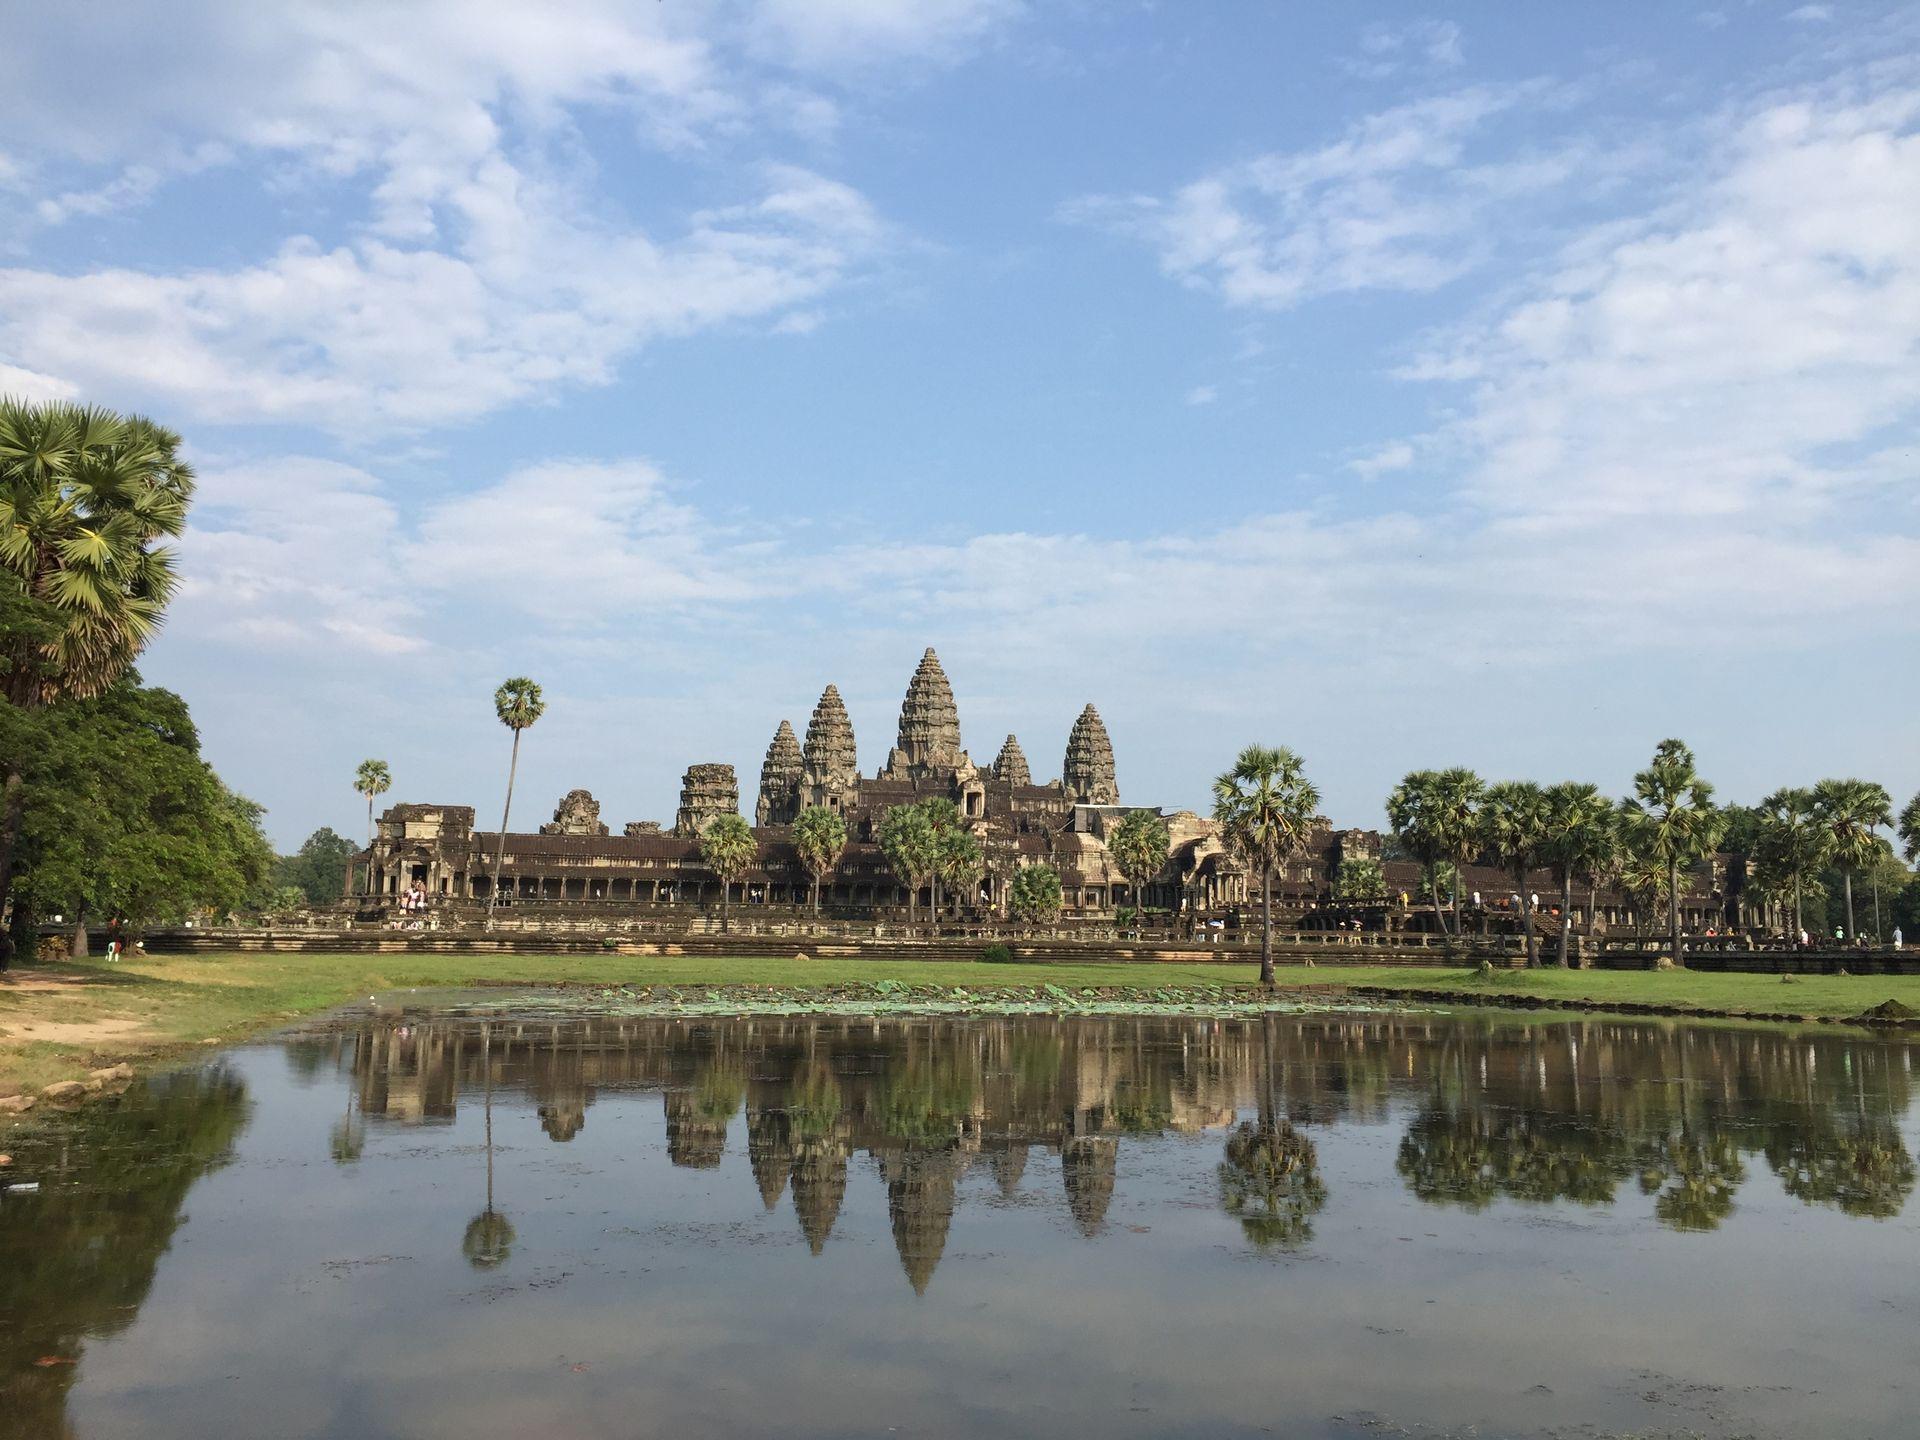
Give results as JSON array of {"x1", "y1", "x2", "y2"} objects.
[
  {"x1": 486, "y1": 730, "x2": 523, "y2": 922},
  {"x1": 812, "y1": 873, "x2": 820, "y2": 915},
  {"x1": 1557, "y1": 867, "x2": 1572, "y2": 968},
  {"x1": 1427, "y1": 861, "x2": 1446, "y2": 937},
  {"x1": 71, "y1": 906, "x2": 89, "y2": 959},
  {"x1": 0, "y1": 762, "x2": 24, "y2": 970},
  {"x1": 1872, "y1": 873, "x2": 1882, "y2": 942},
  {"x1": 1843, "y1": 868, "x2": 1856, "y2": 940},
  {"x1": 720, "y1": 880, "x2": 730, "y2": 934},
  {"x1": 1517, "y1": 869, "x2": 1538, "y2": 968},
  {"x1": 1667, "y1": 858, "x2": 1682, "y2": 967},
  {"x1": 1259, "y1": 861, "x2": 1275, "y2": 987},
  {"x1": 1794, "y1": 872, "x2": 1803, "y2": 940}
]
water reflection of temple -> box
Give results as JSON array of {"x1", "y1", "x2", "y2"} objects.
[{"x1": 327, "y1": 1013, "x2": 1919, "y2": 1291}]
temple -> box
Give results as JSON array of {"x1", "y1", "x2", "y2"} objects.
[{"x1": 357, "y1": 646, "x2": 1731, "y2": 931}]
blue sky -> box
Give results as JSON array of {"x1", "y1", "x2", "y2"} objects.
[{"x1": 3, "y1": 0, "x2": 1916, "y2": 848}]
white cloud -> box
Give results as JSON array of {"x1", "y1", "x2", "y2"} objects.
[
  {"x1": 1344, "y1": 19, "x2": 1464, "y2": 79},
  {"x1": 0, "y1": 361, "x2": 77, "y2": 403},
  {"x1": 1348, "y1": 440, "x2": 1414, "y2": 479},
  {"x1": 749, "y1": 0, "x2": 1021, "y2": 68},
  {"x1": 1786, "y1": 5, "x2": 1834, "y2": 20},
  {"x1": 1065, "y1": 85, "x2": 1576, "y2": 309},
  {"x1": 0, "y1": 167, "x2": 886, "y2": 429},
  {"x1": 1184, "y1": 384, "x2": 1218, "y2": 406}
]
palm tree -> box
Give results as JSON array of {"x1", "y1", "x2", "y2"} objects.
[
  {"x1": 1109, "y1": 809, "x2": 1171, "y2": 932},
  {"x1": 699, "y1": 813, "x2": 758, "y2": 934},
  {"x1": 1620, "y1": 739, "x2": 1722, "y2": 968},
  {"x1": 877, "y1": 803, "x2": 936, "y2": 924},
  {"x1": 916, "y1": 798, "x2": 965, "y2": 918},
  {"x1": 353, "y1": 758, "x2": 391, "y2": 895},
  {"x1": 1618, "y1": 853, "x2": 1674, "y2": 937},
  {"x1": 484, "y1": 678, "x2": 545, "y2": 921},
  {"x1": 1386, "y1": 770, "x2": 1452, "y2": 937},
  {"x1": 1009, "y1": 863, "x2": 1063, "y2": 925},
  {"x1": 1541, "y1": 782, "x2": 1616, "y2": 967},
  {"x1": 934, "y1": 821, "x2": 982, "y2": 920},
  {"x1": 0, "y1": 399, "x2": 194, "y2": 956},
  {"x1": 1212, "y1": 745, "x2": 1321, "y2": 987},
  {"x1": 1811, "y1": 778, "x2": 1893, "y2": 942},
  {"x1": 1429, "y1": 768, "x2": 1485, "y2": 933},
  {"x1": 1899, "y1": 792, "x2": 1920, "y2": 865},
  {"x1": 1480, "y1": 781, "x2": 1552, "y2": 967},
  {"x1": 792, "y1": 805, "x2": 848, "y2": 915},
  {"x1": 1755, "y1": 787, "x2": 1830, "y2": 940}
]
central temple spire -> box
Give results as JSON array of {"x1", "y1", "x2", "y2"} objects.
[{"x1": 896, "y1": 647, "x2": 962, "y2": 765}]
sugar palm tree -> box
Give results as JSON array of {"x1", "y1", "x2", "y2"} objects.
[
  {"x1": 1212, "y1": 745, "x2": 1321, "y2": 987},
  {"x1": 699, "y1": 813, "x2": 758, "y2": 933},
  {"x1": 485, "y1": 678, "x2": 545, "y2": 921},
  {"x1": 1109, "y1": 809, "x2": 1171, "y2": 931},
  {"x1": 1386, "y1": 770, "x2": 1452, "y2": 937},
  {"x1": 1480, "y1": 781, "x2": 1553, "y2": 967},
  {"x1": 1542, "y1": 781, "x2": 1616, "y2": 967},
  {"x1": 1811, "y1": 778, "x2": 1893, "y2": 942},
  {"x1": 1755, "y1": 787, "x2": 1830, "y2": 940},
  {"x1": 934, "y1": 822, "x2": 982, "y2": 920},
  {"x1": 877, "y1": 803, "x2": 936, "y2": 923},
  {"x1": 1899, "y1": 792, "x2": 1920, "y2": 865},
  {"x1": 353, "y1": 759, "x2": 391, "y2": 894},
  {"x1": 916, "y1": 797, "x2": 965, "y2": 918},
  {"x1": 792, "y1": 805, "x2": 848, "y2": 915},
  {"x1": 0, "y1": 399, "x2": 194, "y2": 955},
  {"x1": 1430, "y1": 768, "x2": 1485, "y2": 933},
  {"x1": 1620, "y1": 739, "x2": 1721, "y2": 968}
]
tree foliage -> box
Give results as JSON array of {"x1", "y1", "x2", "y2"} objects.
[
  {"x1": 1213, "y1": 744, "x2": 1320, "y2": 985},
  {"x1": 698, "y1": 812, "x2": 758, "y2": 933},
  {"x1": 791, "y1": 805, "x2": 848, "y2": 913},
  {"x1": 1621, "y1": 739, "x2": 1721, "y2": 965},
  {"x1": 1479, "y1": 781, "x2": 1553, "y2": 967},
  {"x1": 273, "y1": 827, "x2": 357, "y2": 905},
  {"x1": 1332, "y1": 856, "x2": 1386, "y2": 902},
  {"x1": 1008, "y1": 862, "x2": 1063, "y2": 924},
  {"x1": 1109, "y1": 809, "x2": 1170, "y2": 911}
]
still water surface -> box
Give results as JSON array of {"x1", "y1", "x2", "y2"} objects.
[{"x1": 4, "y1": 1002, "x2": 1919, "y2": 1439}]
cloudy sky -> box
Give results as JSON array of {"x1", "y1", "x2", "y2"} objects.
[{"x1": 3, "y1": 1, "x2": 1916, "y2": 847}]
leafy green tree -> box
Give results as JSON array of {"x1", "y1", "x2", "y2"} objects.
[
  {"x1": 0, "y1": 401, "x2": 194, "y2": 960},
  {"x1": 273, "y1": 827, "x2": 358, "y2": 905},
  {"x1": 1900, "y1": 792, "x2": 1920, "y2": 865},
  {"x1": 1212, "y1": 744, "x2": 1321, "y2": 986},
  {"x1": 791, "y1": 805, "x2": 848, "y2": 914},
  {"x1": 1480, "y1": 781, "x2": 1553, "y2": 967},
  {"x1": 1620, "y1": 739, "x2": 1722, "y2": 967},
  {"x1": 9, "y1": 676, "x2": 274, "y2": 938},
  {"x1": 484, "y1": 677, "x2": 545, "y2": 920},
  {"x1": 1109, "y1": 809, "x2": 1170, "y2": 923},
  {"x1": 915, "y1": 797, "x2": 968, "y2": 916},
  {"x1": 1542, "y1": 781, "x2": 1617, "y2": 966},
  {"x1": 877, "y1": 803, "x2": 937, "y2": 922},
  {"x1": 698, "y1": 812, "x2": 758, "y2": 933},
  {"x1": 1386, "y1": 770, "x2": 1453, "y2": 935},
  {"x1": 1008, "y1": 862, "x2": 1063, "y2": 924},
  {"x1": 1811, "y1": 778, "x2": 1894, "y2": 941},
  {"x1": 1332, "y1": 857, "x2": 1386, "y2": 903},
  {"x1": 1755, "y1": 787, "x2": 1830, "y2": 938},
  {"x1": 1430, "y1": 768, "x2": 1484, "y2": 932}
]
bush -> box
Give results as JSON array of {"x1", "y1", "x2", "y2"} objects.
[
  {"x1": 980, "y1": 943, "x2": 1013, "y2": 964},
  {"x1": 600, "y1": 935, "x2": 622, "y2": 950}
]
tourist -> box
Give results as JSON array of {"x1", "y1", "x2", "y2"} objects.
[
  {"x1": 1798, "y1": 927, "x2": 1809, "y2": 948},
  {"x1": 1894, "y1": 927, "x2": 1903, "y2": 951}
]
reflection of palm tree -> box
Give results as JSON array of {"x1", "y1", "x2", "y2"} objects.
[
  {"x1": 1219, "y1": 1015, "x2": 1326, "y2": 1250},
  {"x1": 463, "y1": 1024, "x2": 514, "y2": 1269},
  {"x1": 329, "y1": 1032, "x2": 365, "y2": 1163}
]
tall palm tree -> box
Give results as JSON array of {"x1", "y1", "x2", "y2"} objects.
[
  {"x1": 877, "y1": 803, "x2": 936, "y2": 923},
  {"x1": 1431, "y1": 768, "x2": 1485, "y2": 933},
  {"x1": 917, "y1": 797, "x2": 965, "y2": 918},
  {"x1": 934, "y1": 822, "x2": 982, "y2": 920},
  {"x1": 1811, "y1": 778, "x2": 1893, "y2": 942},
  {"x1": 792, "y1": 805, "x2": 848, "y2": 915},
  {"x1": 485, "y1": 678, "x2": 545, "y2": 921},
  {"x1": 1480, "y1": 781, "x2": 1553, "y2": 968},
  {"x1": 353, "y1": 758, "x2": 391, "y2": 895},
  {"x1": 1009, "y1": 863, "x2": 1063, "y2": 925},
  {"x1": 0, "y1": 399, "x2": 193, "y2": 955},
  {"x1": 1386, "y1": 770, "x2": 1451, "y2": 937},
  {"x1": 1899, "y1": 792, "x2": 1920, "y2": 865},
  {"x1": 699, "y1": 813, "x2": 758, "y2": 933},
  {"x1": 1620, "y1": 739, "x2": 1722, "y2": 968},
  {"x1": 1212, "y1": 745, "x2": 1321, "y2": 987},
  {"x1": 1755, "y1": 787, "x2": 1830, "y2": 940},
  {"x1": 1542, "y1": 782, "x2": 1615, "y2": 967},
  {"x1": 1109, "y1": 809, "x2": 1171, "y2": 930}
]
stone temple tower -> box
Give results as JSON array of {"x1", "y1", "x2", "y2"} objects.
[
  {"x1": 801, "y1": 684, "x2": 859, "y2": 806},
  {"x1": 1063, "y1": 705, "x2": 1118, "y2": 805},
  {"x1": 881, "y1": 648, "x2": 972, "y2": 783},
  {"x1": 674, "y1": 763, "x2": 739, "y2": 838},
  {"x1": 990, "y1": 734, "x2": 1031, "y2": 787},
  {"x1": 756, "y1": 719, "x2": 803, "y2": 826}
]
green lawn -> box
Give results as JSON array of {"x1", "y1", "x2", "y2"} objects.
[{"x1": 4, "y1": 949, "x2": 1916, "y2": 1102}]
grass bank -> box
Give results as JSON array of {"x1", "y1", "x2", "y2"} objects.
[{"x1": 5, "y1": 950, "x2": 1919, "y2": 1106}]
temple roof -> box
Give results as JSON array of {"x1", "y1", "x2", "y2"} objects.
[
  {"x1": 894, "y1": 647, "x2": 963, "y2": 766},
  {"x1": 990, "y1": 734, "x2": 1031, "y2": 787},
  {"x1": 1064, "y1": 704, "x2": 1118, "y2": 805},
  {"x1": 802, "y1": 684, "x2": 858, "y2": 786}
]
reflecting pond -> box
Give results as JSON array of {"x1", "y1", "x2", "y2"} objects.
[{"x1": 5, "y1": 1004, "x2": 1920, "y2": 1439}]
